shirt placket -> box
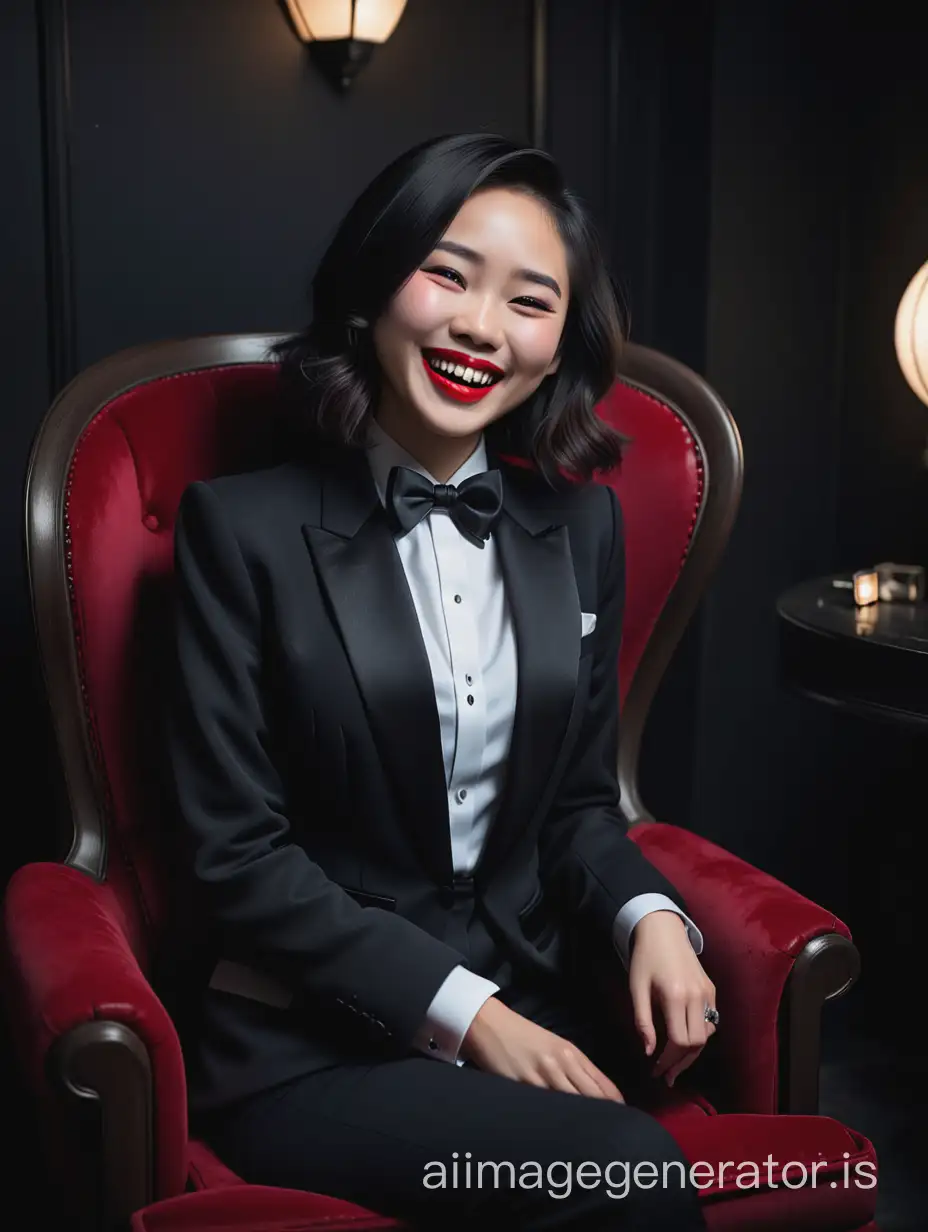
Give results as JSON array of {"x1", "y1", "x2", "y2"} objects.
[{"x1": 430, "y1": 512, "x2": 486, "y2": 872}]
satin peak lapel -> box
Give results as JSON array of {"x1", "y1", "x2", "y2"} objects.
[{"x1": 301, "y1": 449, "x2": 453, "y2": 885}]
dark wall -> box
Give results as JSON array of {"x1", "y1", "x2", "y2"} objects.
[
  {"x1": 690, "y1": 2, "x2": 850, "y2": 880},
  {"x1": 827, "y1": 16, "x2": 926, "y2": 1002},
  {"x1": 836, "y1": 19, "x2": 928, "y2": 569},
  {"x1": 3, "y1": 1, "x2": 54, "y2": 877},
  {"x1": 3, "y1": 1, "x2": 926, "y2": 1010},
  {"x1": 682, "y1": 3, "x2": 927, "y2": 1012}
]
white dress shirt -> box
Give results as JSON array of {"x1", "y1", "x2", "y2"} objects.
[{"x1": 365, "y1": 420, "x2": 702, "y2": 1063}]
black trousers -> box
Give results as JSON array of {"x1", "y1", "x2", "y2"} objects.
[{"x1": 196, "y1": 973, "x2": 707, "y2": 1230}]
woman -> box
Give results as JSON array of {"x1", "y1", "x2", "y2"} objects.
[{"x1": 168, "y1": 133, "x2": 715, "y2": 1229}]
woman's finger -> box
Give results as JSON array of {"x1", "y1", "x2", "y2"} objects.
[
  {"x1": 664, "y1": 1046, "x2": 701, "y2": 1087},
  {"x1": 575, "y1": 1052, "x2": 625, "y2": 1103},
  {"x1": 687, "y1": 993, "x2": 710, "y2": 1049},
  {"x1": 537, "y1": 1052, "x2": 602, "y2": 1099},
  {"x1": 629, "y1": 970, "x2": 657, "y2": 1056},
  {"x1": 664, "y1": 997, "x2": 713, "y2": 1086},
  {"x1": 652, "y1": 989, "x2": 689, "y2": 1077},
  {"x1": 561, "y1": 1056, "x2": 611, "y2": 1100}
]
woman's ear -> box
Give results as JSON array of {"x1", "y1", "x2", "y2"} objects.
[{"x1": 545, "y1": 352, "x2": 562, "y2": 377}]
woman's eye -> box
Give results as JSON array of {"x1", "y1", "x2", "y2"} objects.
[
  {"x1": 512, "y1": 296, "x2": 554, "y2": 312},
  {"x1": 424, "y1": 265, "x2": 465, "y2": 288}
]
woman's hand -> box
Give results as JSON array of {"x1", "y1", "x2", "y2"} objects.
[
  {"x1": 461, "y1": 997, "x2": 624, "y2": 1102},
  {"x1": 629, "y1": 910, "x2": 716, "y2": 1087}
]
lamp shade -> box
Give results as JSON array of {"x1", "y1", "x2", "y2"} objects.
[
  {"x1": 894, "y1": 259, "x2": 928, "y2": 408},
  {"x1": 285, "y1": 0, "x2": 408, "y2": 44}
]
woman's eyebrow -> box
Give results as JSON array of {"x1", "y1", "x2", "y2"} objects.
[
  {"x1": 434, "y1": 240, "x2": 481, "y2": 264},
  {"x1": 517, "y1": 269, "x2": 562, "y2": 299},
  {"x1": 434, "y1": 240, "x2": 562, "y2": 300}
]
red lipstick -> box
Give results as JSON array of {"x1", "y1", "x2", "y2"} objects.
[{"x1": 421, "y1": 347, "x2": 505, "y2": 404}]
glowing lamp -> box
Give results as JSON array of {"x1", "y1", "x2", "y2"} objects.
[
  {"x1": 284, "y1": 0, "x2": 408, "y2": 90},
  {"x1": 895, "y1": 259, "x2": 928, "y2": 408}
]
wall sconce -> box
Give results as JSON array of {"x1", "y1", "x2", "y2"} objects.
[
  {"x1": 284, "y1": 0, "x2": 408, "y2": 90},
  {"x1": 895, "y1": 259, "x2": 928, "y2": 408}
]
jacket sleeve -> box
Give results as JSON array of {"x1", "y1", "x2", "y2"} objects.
[
  {"x1": 166, "y1": 481, "x2": 465, "y2": 1048},
  {"x1": 539, "y1": 484, "x2": 689, "y2": 935}
]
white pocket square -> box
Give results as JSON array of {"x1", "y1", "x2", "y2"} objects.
[{"x1": 581, "y1": 611, "x2": 597, "y2": 637}]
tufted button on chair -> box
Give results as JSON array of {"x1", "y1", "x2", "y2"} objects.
[{"x1": 1, "y1": 335, "x2": 879, "y2": 1231}]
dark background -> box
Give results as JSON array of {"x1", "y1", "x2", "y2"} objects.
[{"x1": 2, "y1": 0, "x2": 926, "y2": 1215}]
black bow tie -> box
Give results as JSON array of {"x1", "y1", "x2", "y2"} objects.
[{"x1": 385, "y1": 466, "x2": 504, "y2": 548}]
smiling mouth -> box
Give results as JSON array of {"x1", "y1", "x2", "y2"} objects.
[
  {"x1": 420, "y1": 347, "x2": 505, "y2": 405},
  {"x1": 422, "y1": 348, "x2": 504, "y2": 386}
]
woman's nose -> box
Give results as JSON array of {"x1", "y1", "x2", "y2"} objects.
[{"x1": 449, "y1": 297, "x2": 504, "y2": 352}]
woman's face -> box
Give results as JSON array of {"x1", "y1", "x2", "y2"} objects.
[{"x1": 373, "y1": 186, "x2": 570, "y2": 444}]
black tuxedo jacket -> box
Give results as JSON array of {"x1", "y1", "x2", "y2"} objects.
[{"x1": 166, "y1": 441, "x2": 685, "y2": 1112}]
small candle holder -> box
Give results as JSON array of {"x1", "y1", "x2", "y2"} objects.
[
  {"x1": 832, "y1": 563, "x2": 925, "y2": 607},
  {"x1": 853, "y1": 569, "x2": 879, "y2": 606},
  {"x1": 875, "y1": 562, "x2": 925, "y2": 603}
]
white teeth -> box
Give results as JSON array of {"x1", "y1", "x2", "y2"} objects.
[{"x1": 425, "y1": 354, "x2": 501, "y2": 387}]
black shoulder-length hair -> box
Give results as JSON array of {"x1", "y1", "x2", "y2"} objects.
[{"x1": 273, "y1": 132, "x2": 628, "y2": 486}]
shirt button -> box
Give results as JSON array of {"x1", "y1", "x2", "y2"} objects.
[
  {"x1": 467, "y1": 695, "x2": 474, "y2": 705},
  {"x1": 456, "y1": 788, "x2": 467, "y2": 803},
  {"x1": 454, "y1": 594, "x2": 462, "y2": 604},
  {"x1": 465, "y1": 674, "x2": 473, "y2": 685}
]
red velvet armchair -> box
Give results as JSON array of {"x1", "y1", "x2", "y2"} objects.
[{"x1": 2, "y1": 335, "x2": 879, "y2": 1231}]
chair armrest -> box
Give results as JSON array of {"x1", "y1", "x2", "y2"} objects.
[
  {"x1": 630, "y1": 823, "x2": 859, "y2": 1115},
  {"x1": 1, "y1": 861, "x2": 188, "y2": 1208}
]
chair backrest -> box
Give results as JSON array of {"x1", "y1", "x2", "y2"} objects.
[{"x1": 25, "y1": 334, "x2": 741, "y2": 964}]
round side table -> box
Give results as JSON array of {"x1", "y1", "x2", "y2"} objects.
[{"x1": 777, "y1": 573, "x2": 928, "y2": 727}]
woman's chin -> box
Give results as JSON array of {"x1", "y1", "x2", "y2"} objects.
[{"x1": 409, "y1": 393, "x2": 494, "y2": 439}]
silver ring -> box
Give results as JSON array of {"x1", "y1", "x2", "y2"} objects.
[{"x1": 704, "y1": 1005, "x2": 719, "y2": 1026}]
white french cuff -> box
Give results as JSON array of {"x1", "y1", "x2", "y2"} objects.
[
  {"x1": 611, "y1": 893, "x2": 704, "y2": 969},
  {"x1": 413, "y1": 965, "x2": 500, "y2": 1066}
]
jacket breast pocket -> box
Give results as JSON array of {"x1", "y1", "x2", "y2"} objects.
[{"x1": 338, "y1": 884, "x2": 397, "y2": 911}]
